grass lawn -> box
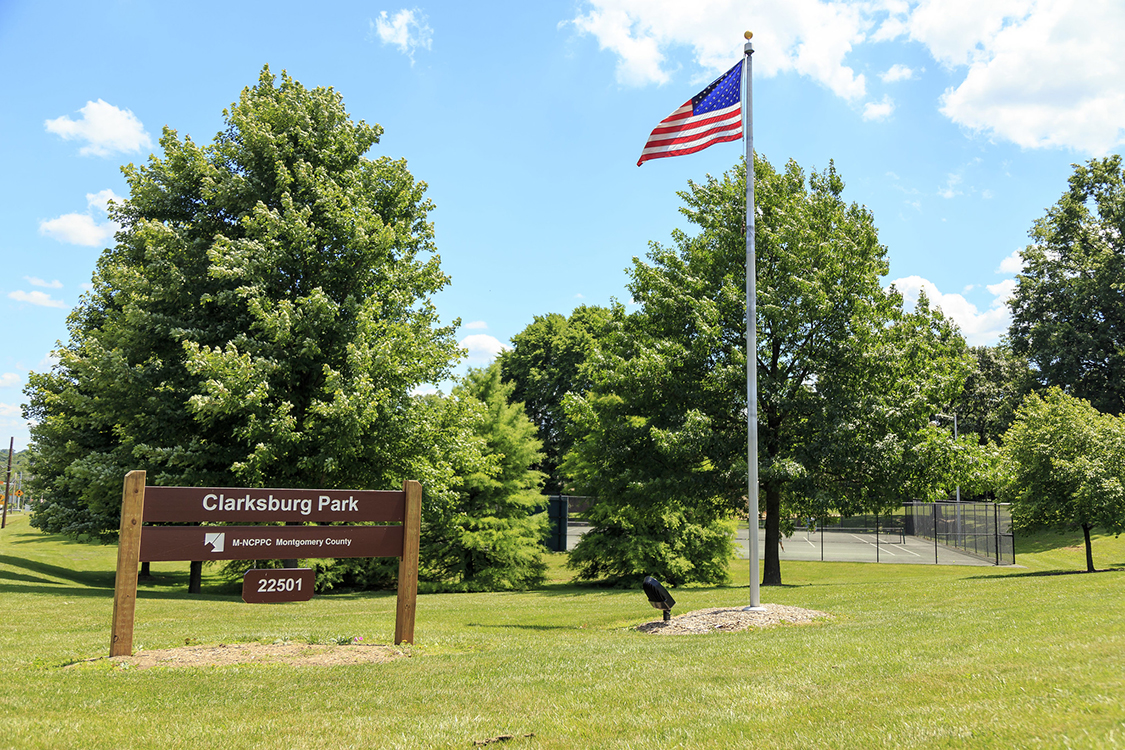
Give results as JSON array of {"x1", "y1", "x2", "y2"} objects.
[{"x1": 2, "y1": 511, "x2": 1124, "y2": 749}]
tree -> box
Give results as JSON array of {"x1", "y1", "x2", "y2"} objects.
[
  {"x1": 953, "y1": 345, "x2": 1036, "y2": 446},
  {"x1": 499, "y1": 305, "x2": 610, "y2": 493},
  {"x1": 1009, "y1": 156, "x2": 1125, "y2": 415},
  {"x1": 24, "y1": 67, "x2": 462, "y2": 541},
  {"x1": 562, "y1": 157, "x2": 969, "y2": 586},
  {"x1": 421, "y1": 364, "x2": 548, "y2": 590},
  {"x1": 1001, "y1": 388, "x2": 1125, "y2": 571}
]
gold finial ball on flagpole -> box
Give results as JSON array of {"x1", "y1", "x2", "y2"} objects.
[{"x1": 744, "y1": 31, "x2": 753, "y2": 40}]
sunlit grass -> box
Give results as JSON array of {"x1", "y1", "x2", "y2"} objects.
[{"x1": 2, "y1": 513, "x2": 1124, "y2": 748}]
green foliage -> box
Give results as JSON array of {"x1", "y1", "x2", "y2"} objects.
[
  {"x1": 953, "y1": 345, "x2": 1036, "y2": 446},
  {"x1": 499, "y1": 306, "x2": 610, "y2": 493},
  {"x1": 24, "y1": 67, "x2": 461, "y2": 539},
  {"x1": 1000, "y1": 387, "x2": 1125, "y2": 570},
  {"x1": 564, "y1": 156, "x2": 970, "y2": 586},
  {"x1": 1009, "y1": 155, "x2": 1125, "y2": 415},
  {"x1": 425, "y1": 364, "x2": 548, "y2": 590}
]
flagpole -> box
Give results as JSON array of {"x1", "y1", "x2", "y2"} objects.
[{"x1": 742, "y1": 31, "x2": 764, "y2": 612}]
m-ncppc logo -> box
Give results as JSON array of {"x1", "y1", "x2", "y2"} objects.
[{"x1": 204, "y1": 532, "x2": 225, "y2": 553}]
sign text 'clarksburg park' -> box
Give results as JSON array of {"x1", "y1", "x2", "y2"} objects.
[{"x1": 141, "y1": 486, "x2": 406, "y2": 523}]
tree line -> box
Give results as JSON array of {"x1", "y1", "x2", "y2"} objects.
[{"x1": 22, "y1": 67, "x2": 1125, "y2": 590}]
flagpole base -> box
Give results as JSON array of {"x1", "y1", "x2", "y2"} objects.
[{"x1": 742, "y1": 605, "x2": 767, "y2": 612}]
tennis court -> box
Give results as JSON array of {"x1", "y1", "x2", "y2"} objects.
[
  {"x1": 733, "y1": 525, "x2": 1001, "y2": 566},
  {"x1": 558, "y1": 500, "x2": 1016, "y2": 567}
]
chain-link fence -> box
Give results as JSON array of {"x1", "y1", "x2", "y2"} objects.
[{"x1": 903, "y1": 500, "x2": 1015, "y2": 565}]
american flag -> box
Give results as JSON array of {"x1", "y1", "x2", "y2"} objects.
[{"x1": 637, "y1": 60, "x2": 744, "y2": 166}]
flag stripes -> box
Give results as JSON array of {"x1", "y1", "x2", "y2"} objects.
[{"x1": 637, "y1": 60, "x2": 743, "y2": 166}]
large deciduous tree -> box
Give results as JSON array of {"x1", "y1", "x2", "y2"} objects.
[
  {"x1": 953, "y1": 345, "x2": 1036, "y2": 447},
  {"x1": 1009, "y1": 156, "x2": 1125, "y2": 415},
  {"x1": 499, "y1": 306, "x2": 610, "y2": 493},
  {"x1": 1001, "y1": 388, "x2": 1125, "y2": 572},
  {"x1": 562, "y1": 157, "x2": 969, "y2": 586},
  {"x1": 25, "y1": 67, "x2": 461, "y2": 540}
]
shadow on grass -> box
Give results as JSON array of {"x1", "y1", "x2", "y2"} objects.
[
  {"x1": 0, "y1": 570, "x2": 61, "y2": 585},
  {"x1": 964, "y1": 567, "x2": 1125, "y2": 581},
  {"x1": 0, "y1": 581, "x2": 248, "y2": 601},
  {"x1": 0, "y1": 553, "x2": 115, "y2": 588}
]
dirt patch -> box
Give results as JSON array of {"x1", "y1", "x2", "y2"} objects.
[
  {"x1": 74, "y1": 642, "x2": 408, "y2": 669},
  {"x1": 635, "y1": 603, "x2": 830, "y2": 635}
]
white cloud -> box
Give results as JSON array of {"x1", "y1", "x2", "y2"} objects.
[
  {"x1": 879, "y1": 63, "x2": 914, "y2": 82},
  {"x1": 568, "y1": 0, "x2": 868, "y2": 99},
  {"x1": 371, "y1": 9, "x2": 433, "y2": 64},
  {"x1": 39, "y1": 189, "x2": 122, "y2": 247},
  {"x1": 938, "y1": 173, "x2": 962, "y2": 199},
  {"x1": 462, "y1": 320, "x2": 488, "y2": 330},
  {"x1": 45, "y1": 99, "x2": 152, "y2": 157},
  {"x1": 0, "y1": 403, "x2": 21, "y2": 418},
  {"x1": 459, "y1": 333, "x2": 508, "y2": 364},
  {"x1": 0, "y1": 373, "x2": 20, "y2": 388},
  {"x1": 985, "y1": 278, "x2": 1017, "y2": 302},
  {"x1": 85, "y1": 189, "x2": 119, "y2": 213},
  {"x1": 410, "y1": 383, "x2": 440, "y2": 396},
  {"x1": 25, "y1": 276, "x2": 62, "y2": 289},
  {"x1": 997, "y1": 248, "x2": 1023, "y2": 274},
  {"x1": 862, "y1": 95, "x2": 894, "y2": 121},
  {"x1": 908, "y1": 0, "x2": 1125, "y2": 154},
  {"x1": 891, "y1": 274, "x2": 1010, "y2": 345},
  {"x1": 569, "y1": 0, "x2": 1125, "y2": 153},
  {"x1": 8, "y1": 290, "x2": 66, "y2": 309},
  {"x1": 39, "y1": 214, "x2": 113, "y2": 246}
]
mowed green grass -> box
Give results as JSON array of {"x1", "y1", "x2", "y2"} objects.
[{"x1": 2, "y1": 512, "x2": 1124, "y2": 749}]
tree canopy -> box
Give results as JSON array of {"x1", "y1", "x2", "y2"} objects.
[
  {"x1": 952, "y1": 345, "x2": 1036, "y2": 447},
  {"x1": 25, "y1": 67, "x2": 461, "y2": 539},
  {"x1": 499, "y1": 305, "x2": 610, "y2": 494},
  {"x1": 1009, "y1": 155, "x2": 1125, "y2": 415},
  {"x1": 1001, "y1": 388, "x2": 1125, "y2": 571},
  {"x1": 562, "y1": 156, "x2": 970, "y2": 586}
]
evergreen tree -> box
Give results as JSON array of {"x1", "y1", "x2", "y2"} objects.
[{"x1": 424, "y1": 364, "x2": 548, "y2": 590}]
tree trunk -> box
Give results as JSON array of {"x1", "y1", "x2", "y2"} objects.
[
  {"x1": 762, "y1": 482, "x2": 782, "y2": 586},
  {"x1": 1083, "y1": 523, "x2": 1095, "y2": 572},
  {"x1": 188, "y1": 560, "x2": 202, "y2": 593},
  {"x1": 138, "y1": 561, "x2": 151, "y2": 579}
]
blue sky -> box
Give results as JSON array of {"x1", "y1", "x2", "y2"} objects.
[{"x1": 1, "y1": 0, "x2": 1123, "y2": 449}]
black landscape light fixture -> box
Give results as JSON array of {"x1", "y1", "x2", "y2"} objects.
[{"x1": 642, "y1": 576, "x2": 676, "y2": 622}]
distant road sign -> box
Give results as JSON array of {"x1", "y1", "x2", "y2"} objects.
[{"x1": 242, "y1": 568, "x2": 315, "y2": 603}]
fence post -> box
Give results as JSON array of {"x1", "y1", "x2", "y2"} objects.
[
  {"x1": 995, "y1": 502, "x2": 1000, "y2": 566},
  {"x1": 395, "y1": 479, "x2": 422, "y2": 645},
  {"x1": 110, "y1": 471, "x2": 146, "y2": 657},
  {"x1": 933, "y1": 503, "x2": 938, "y2": 565}
]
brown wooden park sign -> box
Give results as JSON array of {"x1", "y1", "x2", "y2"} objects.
[{"x1": 110, "y1": 470, "x2": 422, "y2": 657}]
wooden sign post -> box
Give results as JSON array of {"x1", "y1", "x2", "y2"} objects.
[{"x1": 110, "y1": 475, "x2": 422, "y2": 657}]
